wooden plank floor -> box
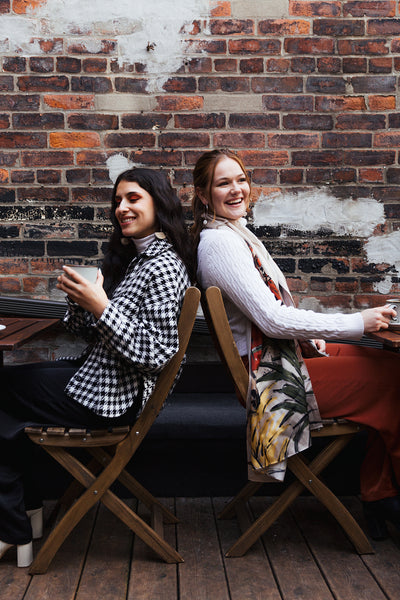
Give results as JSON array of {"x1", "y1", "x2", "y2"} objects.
[{"x1": 1, "y1": 496, "x2": 400, "y2": 600}]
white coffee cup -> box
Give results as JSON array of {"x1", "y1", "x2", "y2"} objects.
[
  {"x1": 388, "y1": 298, "x2": 400, "y2": 330},
  {"x1": 65, "y1": 265, "x2": 98, "y2": 283}
]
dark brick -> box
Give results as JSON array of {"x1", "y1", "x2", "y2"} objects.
[
  {"x1": 336, "y1": 113, "x2": 385, "y2": 129},
  {"x1": 162, "y1": 77, "x2": 196, "y2": 93},
  {"x1": 18, "y1": 187, "x2": 69, "y2": 202},
  {"x1": 56, "y1": 57, "x2": 81, "y2": 72},
  {"x1": 71, "y1": 77, "x2": 112, "y2": 93},
  {"x1": 128, "y1": 150, "x2": 183, "y2": 166},
  {"x1": 0, "y1": 206, "x2": 44, "y2": 220},
  {"x1": 0, "y1": 0, "x2": 10, "y2": 13},
  {"x1": 29, "y1": 57, "x2": 54, "y2": 73},
  {"x1": 369, "y1": 57, "x2": 393, "y2": 73},
  {"x1": 3, "y1": 57, "x2": 26, "y2": 72},
  {"x1": 83, "y1": 58, "x2": 107, "y2": 72},
  {"x1": 0, "y1": 94, "x2": 40, "y2": 110},
  {"x1": 12, "y1": 113, "x2": 64, "y2": 129},
  {"x1": 186, "y1": 57, "x2": 213, "y2": 73},
  {"x1": 121, "y1": 113, "x2": 171, "y2": 129},
  {"x1": 18, "y1": 76, "x2": 69, "y2": 92},
  {"x1": 0, "y1": 113, "x2": 9, "y2": 128},
  {"x1": 214, "y1": 58, "x2": 237, "y2": 72},
  {"x1": 104, "y1": 133, "x2": 155, "y2": 148},
  {"x1": 292, "y1": 150, "x2": 344, "y2": 166},
  {"x1": 279, "y1": 169, "x2": 303, "y2": 184},
  {"x1": 210, "y1": 18, "x2": 254, "y2": 34},
  {"x1": 174, "y1": 113, "x2": 225, "y2": 128},
  {"x1": 343, "y1": 57, "x2": 367, "y2": 73},
  {"x1": 92, "y1": 169, "x2": 112, "y2": 183},
  {"x1": 306, "y1": 168, "x2": 356, "y2": 183},
  {"x1": 47, "y1": 241, "x2": 99, "y2": 256},
  {"x1": 11, "y1": 170, "x2": 34, "y2": 183},
  {"x1": 229, "y1": 113, "x2": 279, "y2": 129},
  {"x1": 285, "y1": 38, "x2": 334, "y2": 54},
  {"x1": 0, "y1": 77, "x2": 13, "y2": 92},
  {"x1": 159, "y1": 132, "x2": 210, "y2": 148},
  {"x1": 299, "y1": 258, "x2": 350, "y2": 274},
  {"x1": 215, "y1": 132, "x2": 265, "y2": 147},
  {"x1": 389, "y1": 113, "x2": 400, "y2": 128},
  {"x1": 252, "y1": 77, "x2": 303, "y2": 93},
  {"x1": 71, "y1": 188, "x2": 111, "y2": 204},
  {"x1": 240, "y1": 58, "x2": 264, "y2": 73},
  {"x1": 291, "y1": 57, "x2": 316, "y2": 73},
  {"x1": 343, "y1": 150, "x2": 395, "y2": 165},
  {"x1": 263, "y1": 95, "x2": 313, "y2": 111},
  {"x1": 78, "y1": 223, "x2": 112, "y2": 239},
  {"x1": 198, "y1": 76, "x2": 249, "y2": 92},
  {"x1": 306, "y1": 76, "x2": 346, "y2": 93},
  {"x1": 274, "y1": 258, "x2": 296, "y2": 274},
  {"x1": 37, "y1": 170, "x2": 61, "y2": 184},
  {"x1": 66, "y1": 169, "x2": 91, "y2": 183},
  {"x1": 22, "y1": 151, "x2": 74, "y2": 167},
  {"x1": 0, "y1": 188, "x2": 15, "y2": 203},
  {"x1": 251, "y1": 168, "x2": 277, "y2": 184},
  {"x1": 313, "y1": 240, "x2": 363, "y2": 256},
  {"x1": 68, "y1": 114, "x2": 118, "y2": 130},
  {"x1": 0, "y1": 241, "x2": 44, "y2": 256},
  {"x1": 322, "y1": 132, "x2": 372, "y2": 147},
  {"x1": 384, "y1": 203, "x2": 400, "y2": 217},
  {"x1": 350, "y1": 75, "x2": 396, "y2": 93},
  {"x1": 0, "y1": 133, "x2": 46, "y2": 148},
  {"x1": 368, "y1": 18, "x2": 400, "y2": 34},
  {"x1": 0, "y1": 225, "x2": 19, "y2": 238},
  {"x1": 0, "y1": 153, "x2": 18, "y2": 167},
  {"x1": 45, "y1": 206, "x2": 94, "y2": 221},
  {"x1": 228, "y1": 39, "x2": 280, "y2": 54},
  {"x1": 67, "y1": 40, "x2": 117, "y2": 54},
  {"x1": 314, "y1": 19, "x2": 364, "y2": 35},
  {"x1": 114, "y1": 77, "x2": 148, "y2": 93},
  {"x1": 387, "y1": 168, "x2": 400, "y2": 183},
  {"x1": 283, "y1": 114, "x2": 333, "y2": 130},
  {"x1": 317, "y1": 56, "x2": 342, "y2": 73}
]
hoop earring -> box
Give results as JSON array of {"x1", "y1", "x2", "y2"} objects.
[{"x1": 121, "y1": 237, "x2": 130, "y2": 246}]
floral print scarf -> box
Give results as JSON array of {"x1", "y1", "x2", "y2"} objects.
[{"x1": 246, "y1": 241, "x2": 322, "y2": 482}]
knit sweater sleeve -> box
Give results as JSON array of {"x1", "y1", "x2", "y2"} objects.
[{"x1": 197, "y1": 228, "x2": 364, "y2": 341}]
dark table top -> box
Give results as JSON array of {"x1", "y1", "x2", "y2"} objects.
[{"x1": 0, "y1": 317, "x2": 59, "y2": 352}]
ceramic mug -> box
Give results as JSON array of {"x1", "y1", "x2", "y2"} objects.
[
  {"x1": 65, "y1": 265, "x2": 98, "y2": 284},
  {"x1": 387, "y1": 298, "x2": 400, "y2": 330}
]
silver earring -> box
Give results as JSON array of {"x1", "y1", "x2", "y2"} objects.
[{"x1": 203, "y1": 204, "x2": 208, "y2": 225}]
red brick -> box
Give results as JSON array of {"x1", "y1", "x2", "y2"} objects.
[
  {"x1": 359, "y1": 168, "x2": 384, "y2": 182},
  {"x1": 284, "y1": 38, "x2": 334, "y2": 54},
  {"x1": 11, "y1": 170, "x2": 34, "y2": 183},
  {"x1": 210, "y1": 1, "x2": 231, "y2": 17},
  {"x1": 322, "y1": 132, "x2": 372, "y2": 148},
  {"x1": 199, "y1": 76, "x2": 249, "y2": 92},
  {"x1": 50, "y1": 132, "x2": 101, "y2": 148},
  {"x1": 0, "y1": 94, "x2": 39, "y2": 110},
  {"x1": 292, "y1": 150, "x2": 344, "y2": 166},
  {"x1": 367, "y1": 18, "x2": 400, "y2": 34},
  {"x1": 187, "y1": 57, "x2": 213, "y2": 73},
  {"x1": 12, "y1": 0, "x2": 45, "y2": 13},
  {"x1": 374, "y1": 132, "x2": 400, "y2": 147},
  {"x1": 44, "y1": 94, "x2": 95, "y2": 109},
  {"x1": 37, "y1": 169, "x2": 61, "y2": 184},
  {"x1": 36, "y1": 38, "x2": 63, "y2": 54},
  {"x1": 343, "y1": 57, "x2": 367, "y2": 72},
  {"x1": 67, "y1": 40, "x2": 116, "y2": 55},
  {"x1": 214, "y1": 58, "x2": 237, "y2": 72},
  {"x1": 263, "y1": 95, "x2": 314, "y2": 111},
  {"x1": 336, "y1": 113, "x2": 385, "y2": 129},
  {"x1": 317, "y1": 56, "x2": 341, "y2": 73},
  {"x1": 162, "y1": 77, "x2": 196, "y2": 93},
  {"x1": 239, "y1": 150, "x2": 289, "y2": 167},
  {"x1": 338, "y1": 39, "x2": 389, "y2": 54},
  {"x1": 279, "y1": 169, "x2": 304, "y2": 184},
  {"x1": 13, "y1": 112, "x2": 64, "y2": 129},
  {"x1": 369, "y1": 57, "x2": 393, "y2": 73},
  {"x1": 0, "y1": 258, "x2": 29, "y2": 274},
  {"x1": 266, "y1": 58, "x2": 290, "y2": 73},
  {"x1": 310, "y1": 278, "x2": 334, "y2": 292},
  {"x1": 156, "y1": 96, "x2": 203, "y2": 111},
  {"x1": 3, "y1": 56, "x2": 26, "y2": 72},
  {"x1": 291, "y1": 57, "x2": 316, "y2": 73},
  {"x1": 0, "y1": 0, "x2": 9, "y2": 13},
  {"x1": 229, "y1": 113, "x2": 279, "y2": 129},
  {"x1": 343, "y1": 150, "x2": 395, "y2": 165},
  {"x1": 0, "y1": 113, "x2": 10, "y2": 128},
  {"x1": 68, "y1": 114, "x2": 118, "y2": 130},
  {"x1": 76, "y1": 151, "x2": 109, "y2": 166},
  {"x1": 369, "y1": 95, "x2": 396, "y2": 110},
  {"x1": 83, "y1": 58, "x2": 107, "y2": 73},
  {"x1": 29, "y1": 57, "x2": 54, "y2": 73},
  {"x1": 130, "y1": 150, "x2": 183, "y2": 166},
  {"x1": 186, "y1": 39, "x2": 227, "y2": 54},
  {"x1": 0, "y1": 168, "x2": 8, "y2": 182},
  {"x1": 229, "y1": 39, "x2": 280, "y2": 54},
  {"x1": 252, "y1": 77, "x2": 303, "y2": 93},
  {"x1": 306, "y1": 167, "x2": 356, "y2": 183},
  {"x1": 240, "y1": 58, "x2": 264, "y2": 73},
  {"x1": 314, "y1": 19, "x2": 364, "y2": 36},
  {"x1": 335, "y1": 278, "x2": 359, "y2": 293},
  {"x1": 315, "y1": 96, "x2": 366, "y2": 111},
  {"x1": 56, "y1": 57, "x2": 81, "y2": 73},
  {"x1": 289, "y1": 1, "x2": 341, "y2": 16}
]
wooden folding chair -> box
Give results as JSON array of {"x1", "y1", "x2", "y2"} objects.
[
  {"x1": 25, "y1": 286, "x2": 201, "y2": 573},
  {"x1": 202, "y1": 286, "x2": 373, "y2": 557}
]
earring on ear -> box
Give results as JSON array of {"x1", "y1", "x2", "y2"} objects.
[
  {"x1": 203, "y1": 204, "x2": 209, "y2": 226},
  {"x1": 155, "y1": 231, "x2": 166, "y2": 239},
  {"x1": 121, "y1": 237, "x2": 130, "y2": 246}
]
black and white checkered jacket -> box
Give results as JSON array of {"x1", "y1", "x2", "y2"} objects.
[{"x1": 62, "y1": 238, "x2": 191, "y2": 418}]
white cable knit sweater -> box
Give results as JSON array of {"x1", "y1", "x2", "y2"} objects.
[{"x1": 197, "y1": 226, "x2": 364, "y2": 356}]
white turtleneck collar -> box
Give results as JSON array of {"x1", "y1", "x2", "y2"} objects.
[{"x1": 131, "y1": 233, "x2": 156, "y2": 254}]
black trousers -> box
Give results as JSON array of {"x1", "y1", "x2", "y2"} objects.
[{"x1": 0, "y1": 360, "x2": 138, "y2": 544}]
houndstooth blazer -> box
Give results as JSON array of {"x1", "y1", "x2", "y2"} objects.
[{"x1": 62, "y1": 238, "x2": 191, "y2": 418}]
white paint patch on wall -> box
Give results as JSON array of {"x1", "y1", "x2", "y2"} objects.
[
  {"x1": 364, "y1": 230, "x2": 400, "y2": 280},
  {"x1": 106, "y1": 154, "x2": 133, "y2": 184},
  {"x1": 253, "y1": 189, "x2": 385, "y2": 237},
  {"x1": 0, "y1": 0, "x2": 209, "y2": 90}
]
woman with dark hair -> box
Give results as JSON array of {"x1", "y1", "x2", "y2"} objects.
[
  {"x1": 192, "y1": 148, "x2": 400, "y2": 542},
  {"x1": 0, "y1": 168, "x2": 191, "y2": 567}
]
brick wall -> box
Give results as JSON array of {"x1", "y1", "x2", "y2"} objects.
[{"x1": 0, "y1": 0, "x2": 399, "y2": 315}]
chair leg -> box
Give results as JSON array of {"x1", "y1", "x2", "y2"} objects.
[
  {"x1": 219, "y1": 481, "x2": 263, "y2": 520},
  {"x1": 225, "y1": 434, "x2": 373, "y2": 557},
  {"x1": 89, "y1": 447, "x2": 178, "y2": 524},
  {"x1": 30, "y1": 445, "x2": 183, "y2": 573}
]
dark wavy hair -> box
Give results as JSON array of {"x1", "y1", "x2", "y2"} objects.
[{"x1": 102, "y1": 168, "x2": 194, "y2": 293}]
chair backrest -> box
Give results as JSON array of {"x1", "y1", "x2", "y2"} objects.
[
  {"x1": 132, "y1": 286, "x2": 201, "y2": 444},
  {"x1": 202, "y1": 286, "x2": 249, "y2": 404}
]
